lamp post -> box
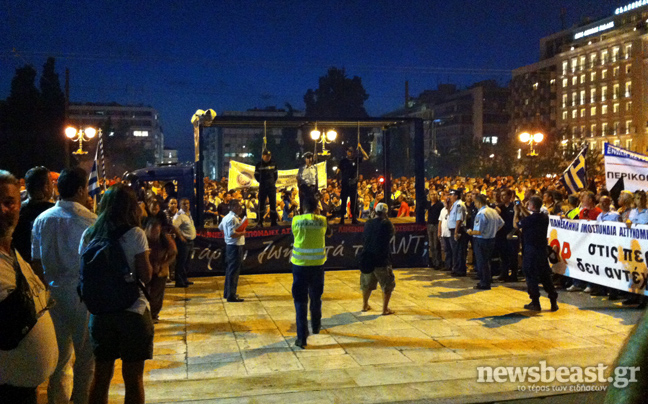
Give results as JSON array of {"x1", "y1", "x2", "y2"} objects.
[
  {"x1": 519, "y1": 131, "x2": 544, "y2": 157},
  {"x1": 310, "y1": 125, "x2": 337, "y2": 161},
  {"x1": 65, "y1": 126, "x2": 98, "y2": 155}
]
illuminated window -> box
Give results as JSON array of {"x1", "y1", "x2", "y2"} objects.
[
  {"x1": 591, "y1": 124, "x2": 597, "y2": 137},
  {"x1": 614, "y1": 121, "x2": 620, "y2": 135},
  {"x1": 612, "y1": 46, "x2": 620, "y2": 62},
  {"x1": 562, "y1": 94, "x2": 568, "y2": 108},
  {"x1": 624, "y1": 43, "x2": 632, "y2": 59},
  {"x1": 614, "y1": 139, "x2": 620, "y2": 146},
  {"x1": 613, "y1": 84, "x2": 620, "y2": 99},
  {"x1": 589, "y1": 53, "x2": 597, "y2": 67},
  {"x1": 133, "y1": 130, "x2": 149, "y2": 137},
  {"x1": 602, "y1": 122, "x2": 608, "y2": 135},
  {"x1": 591, "y1": 106, "x2": 596, "y2": 116},
  {"x1": 580, "y1": 108, "x2": 586, "y2": 117},
  {"x1": 562, "y1": 78, "x2": 568, "y2": 88},
  {"x1": 572, "y1": 109, "x2": 578, "y2": 119},
  {"x1": 601, "y1": 86, "x2": 607, "y2": 101},
  {"x1": 532, "y1": 82, "x2": 539, "y2": 90},
  {"x1": 580, "y1": 125, "x2": 585, "y2": 136},
  {"x1": 572, "y1": 92, "x2": 578, "y2": 106},
  {"x1": 590, "y1": 71, "x2": 596, "y2": 82},
  {"x1": 580, "y1": 90, "x2": 586, "y2": 105},
  {"x1": 602, "y1": 104, "x2": 608, "y2": 114},
  {"x1": 580, "y1": 74, "x2": 586, "y2": 84},
  {"x1": 562, "y1": 111, "x2": 568, "y2": 120},
  {"x1": 571, "y1": 57, "x2": 578, "y2": 71},
  {"x1": 627, "y1": 101, "x2": 632, "y2": 111},
  {"x1": 491, "y1": 136, "x2": 498, "y2": 145},
  {"x1": 579, "y1": 55, "x2": 586, "y2": 70},
  {"x1": 591, "y1": 141, "x2": 597, "y2": 150},
  {"x1": 601, "y1": 50, "x2": 608, "y2": 64},
  {"x1": 626, "y1": 120, "x2": 632, "y2": 134},
  {"x1": 625, "y1": 64, "x2": 631, "y2": 74},
  {"x1": 590, "y1": 88, "x2": 596, "y2": 103},
  {"x1": 625, "y1": 81, "x2": 632, "y2": 97},
  {"x1": 562, "y1": 60, "x2": 569, "y2": 75},
  {"x1": 613, "y1": 66, "x2": 619, "y2": 77},
  {"x1": 572, "y1": 76, "x2": 578, "y2": 86},
  {"x1": 602, "y1": 69, "x2": 608, "y2": 79}
]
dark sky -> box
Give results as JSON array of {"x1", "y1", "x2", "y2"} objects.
[{"x1": 1, "y1": 0, "x2": 619, "y2": 160}]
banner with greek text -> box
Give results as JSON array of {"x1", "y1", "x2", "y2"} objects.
[
  {"x1": 604, "y1": 143, "x2": 648, "y2": 192},
  {"x1": 187, "y1": 223, "x2": 428, "y2": 275},
  {"x1": 228, "y1": 160, "x2": 327, "y2": 191},
  {"x1": 548, "y1": 215, "x2": 648, "y2": 296}
]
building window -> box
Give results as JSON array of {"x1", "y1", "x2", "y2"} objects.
[
  {"x1": 601, "y1": 86, "x2": 607, "y2": 101},
  {"x1": 591, "y1": 124, "x2": 597, "y2": 137},
  {"x1": 601, "y1": 50, "x2": 609, "y2": 64},
  {"x1": 133, "y1": 130, "x2": 149, "y2": 137},
  {"x1": 590, "y1": 71, "x2": 596, "y2": 82},
  {"x1": 627, "y1": 139, "x2": 633, "y2": 149},
  {"x1": 572, "y1": 92, "x2": 578, "y2": 106},
  {"x1": 613, "y1": 46, "x2": 620, "y2": 62},
  {"x1": 532, "y1": 82, "x2": 539, "y2": 90},
  {"x1": 591, "y1": 141, "x2": 597, "y2": 150},
  {"x1": 614, "y1": 122, "x2": 620, "y2": 135},
  {"x1": 491, "y1": 136, "x2": 498, "y2": 145},
  {"x1": 571, "y1": 57, "x2": 578, "y2": 72},
  {"x1": 589, "y1": 53, "x2": 597, "y2": 68},
  {"x1": 562, "y1": 78, "x2": 568, "y2": 88},
  {"x1": 562, "y1": 111, "x2": 568, "y2": 120},
  {"x1": 562, "y1": 94, "x2": 568, "y2": 108},
  {"x1": 602, "y1": 122, "x2": 608, "y2": 135},
  {"x1": 572, "y1": 76, "x2": 578, "y2": 86},
  {"x1": 580, "y1": 74, "x2": 586, "y2": 84},
  {"x1": 602, "y1": 104, "x2": 608, "y2": 114},
  {"x1": 602, "y1": 69, "x2": 608, "y2": 79},
  {"x1": 591, "y1": 106, "x2": 596, "y2": 116},
  {"x1": 625, "y1": 64, "x2": 631, "y2": 74},
  {"x1": 580, "y1": 108, "x2": 586, "y2": 118},
  {"x1": 626, "y1": 120, "x2": 632, "y2": 134},
  {"x1": 579, "y1": 55, "x2": 586, "y2": 70},
  {"x1": 562, "y1": 60, "x2": 569, "y2": 75},
  {"x1": 580, "y1": 90, "x2": 586, "y2": 105},
  {"x1": 590, "y1": 88, "x2": 596, "y2": 103},
  {"x1": 627, "y1": 101, "x2": 632, "y2": 111},
  {"x1": 613, "y1": 84, "x2": 620, "y2": 99},
  {"x1": 624, "y1": 43, "x2": 632, "y2": 59},
  {"x1": 614, "y1": 139, "x2": 621, "y2": 146},
  {"x1": 625, "y1": 81, "x2": 632, "y2": 97},
  {"x1": 580, "y1": 125, "x2": 585, "y2": 137},
  {"x1": 572, "y1": 109, "x2": 578, "y2": 119},
  {"x1": 572, "y1": 127, "x2": 577, "y2": 138},
  {"x1": 613, "y1": 103, "x2": 620, "y2": 113},
  {"x1": 613, "y1": 66, "x2": 619, "y2": 77}
]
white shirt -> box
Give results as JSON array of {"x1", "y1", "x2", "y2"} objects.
[
  {"x1": 219, "y1": 211, "x2": 245, "y2": 246},
  {"x1": 0, "y1": 250, "x2": 58, "y2": 387},
  {"x1": 173, "y1": 209, "x2": 196, "y2": 241},
  {"x1": 300, "y1": 165, "x2": 318, "y2": 186},
  {"x1": 439, "y1": 207, "x2": 451, "y2": 237},
  {"x1": 80, "y1": 227, "x2": 150, "y2": 315},
  {"x1": 31, "y1": 200, "x2": 97, "y2": 289}
]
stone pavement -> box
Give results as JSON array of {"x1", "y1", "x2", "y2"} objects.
[{"x1": 58, "y1": 269, "x2": 646, "y2": 403}]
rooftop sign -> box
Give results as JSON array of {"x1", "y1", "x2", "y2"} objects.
[
  {"x1": 615, "y1": 0, "x2": 648, "y2": 15},
  {"x1": 574, "y1": 21, "x2": 615, "y2": 39}
]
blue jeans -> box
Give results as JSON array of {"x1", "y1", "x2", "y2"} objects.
[
  {"x1": 442, "y1": 237, "x2": 453, "y2": 269},
  {"x1": 291, "y1": 264, "x2": 325, "y2": 343},
  {"x1": 224, "y1": 245, "x2": 243, "y2": 299},
  {"x1": 449, "y1": 232, "x2": 468, "y2": 275},
  {"x1": 474, "y1": 238, "x2": 496, "y2": 288},
  {"x1": 175, "y1": 239, "x2": 193, "y2": 285}
]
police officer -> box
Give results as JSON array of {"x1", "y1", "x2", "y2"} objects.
[
  {"x1": 254, "y1": 149, "x2": 278, "y2": 227},
  {"x1": 297, "y1": 152, "x2": 318, "y2": 213},
  {"x1": 467, "y1": 194, "x2": 504, "y2": 290},
  {"x1": 290, "y1": 194, "x2": 331, "y2": 348},
  {"x1": 336, "y1": 144, "x2": 368, "y2": 224}
]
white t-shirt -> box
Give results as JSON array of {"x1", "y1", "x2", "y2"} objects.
[
  {"x1": 439, "y1": 207, "x2": 451, "y2": 237},
  {"x1": 0, "y1": 250, "x2": 58, "y2": 387},
  {"x1": 80, "y1": 227, "x2": 150, "y2": 315}
]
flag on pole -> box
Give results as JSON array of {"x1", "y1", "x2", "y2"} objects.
[
  {"x1": 89, "y1": 146, "x2": 101, "y2": 198},
  {"x1": 560, "y1": 145, "x2": 588, "y2": 194}
]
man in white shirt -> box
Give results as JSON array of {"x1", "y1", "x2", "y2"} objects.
[
  {"x1": 31, "y1": 167, "x2": 96, "y2": 404},
  {"x1": 437, "y1": 196, "x2": 453, "y2": 271},
  {"x1": 219, "y1": 199, "x2": 246, "y2": 302},
  {"x1": 172, "y1": 198, "x2": 196, "y2": 288}
]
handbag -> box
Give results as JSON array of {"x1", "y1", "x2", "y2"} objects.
[{"x1": 0, "y1": 250, "x2": 39, "y2": 351}]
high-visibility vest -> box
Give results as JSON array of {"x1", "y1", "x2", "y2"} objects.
[{"x1": 291, "y1": 213, "x2": 327, "y2": 266}]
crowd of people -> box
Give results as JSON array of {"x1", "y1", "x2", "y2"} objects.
[{"x1": 2, "y1": 152, "x2": 648, "y2": 403}]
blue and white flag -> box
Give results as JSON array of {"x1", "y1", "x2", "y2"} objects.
[
  {"x1": 560, "y1": 145, "x2": 588, "y2": 194},
  {"x1": 88, "y1": 147, "x2": 101, "y2": 198},
  {"x1": 604, "y1": 143, "x2": 648, "y2": 192}
]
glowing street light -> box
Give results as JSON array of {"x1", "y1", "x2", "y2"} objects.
[
  {"x1": 310, "y1": 124, "x2": 337, "y2": 159},
  {"x1": 65, "y1": 126, "x2": 98, "y2": 155},
  {"x1": 518, "y1": 131, "x2": 544, "y2": 157}
]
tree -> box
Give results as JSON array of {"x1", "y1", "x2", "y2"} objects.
[{"x1": 39, "y1": 57, "x2": 66, "y2": 171}]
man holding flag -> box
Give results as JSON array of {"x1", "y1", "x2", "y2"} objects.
[{"x1": 560, "y1": 145, "x2": 588, "y2": 195}]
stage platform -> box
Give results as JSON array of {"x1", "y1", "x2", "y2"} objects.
[{"x1": 40, "y1": 268, "x2": 642, "y2": 403}]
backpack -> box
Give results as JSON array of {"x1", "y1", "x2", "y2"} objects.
[{"x1": 78, "y1": 228, "x2": 144, "y2": 314}]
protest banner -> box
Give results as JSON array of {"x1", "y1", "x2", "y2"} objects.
[
  {"x1": 228, "y1": 160, "x2": 327, "y2": 191},
  {"x1": 604, "y1": 143, "x2": 648, "y2": 192},
  {"x1": 548, "y1": 215, "x2": 648, "y2": 296},
  {"x1": 187, "y1": 223, "x2": 428, "y2": 276}
]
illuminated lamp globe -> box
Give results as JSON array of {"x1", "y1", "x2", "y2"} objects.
[
  {"x1": 65, "y1": 126, "x2": 78, "y2": 138},
  {"x1": 85, "y1": 127, "x2": 97, "y2": 138},
  {"x1": 326, "y1": 130, "x2": 337, "y2": 142},
  {"x1": 533, "y1": 133, "x2": 544, "y2": 143},
  {"x1": 310, "y1": 130, "x2": 321, "y2": 140},
  {"x1": 519, "y1": 132, "x2": 531, "y2": 143}
]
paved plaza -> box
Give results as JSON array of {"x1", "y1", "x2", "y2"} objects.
[{"x1": 48, "y1": 268, "x2": 643, "y2": 403}]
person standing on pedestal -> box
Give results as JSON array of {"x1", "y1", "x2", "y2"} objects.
[
  {"x1": 297, "y1": 152, "x2": 318, "y2": 214},
  {"x1": 336, "y1": 144, "x2": 368, "y2": 224},
  {"x1": 254, "y1": 149, "x2": 278, "y2": 227}
]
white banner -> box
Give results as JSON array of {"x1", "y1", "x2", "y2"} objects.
[
  {"x1": 548, "y1": 215, "x2": 648, "y2": 296},
  {"x1": 604, "y1": 143, "x2": 648, "y2": 192},
  {"x1": 228, "y1": 161, "x2": 327, "y2": 191}
]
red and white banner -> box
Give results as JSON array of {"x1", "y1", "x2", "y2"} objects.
[{"x1": 548, "y1": 215, "x2": 648, "y2": 296}]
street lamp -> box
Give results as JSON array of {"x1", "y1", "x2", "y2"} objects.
[
  {"x1": 65, "y1": 126, "x2": 98, "y2": 155},
  {"x1": 310, "y1": 124, "x2": 337, "y2": 159},
  {"x1": 519, "y1": 131, "x2": 544, "y2": 157}
]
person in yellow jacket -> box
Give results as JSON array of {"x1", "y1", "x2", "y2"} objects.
[{"x1": 290, "y1": 194, "x2": 331, "y2": 348}]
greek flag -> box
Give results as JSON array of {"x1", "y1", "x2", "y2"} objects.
[
  {"x1": 560, "y1": 145, "x2": 588, "y2": 194},
  {"x1": 88, "y1": 147, "x2": 100, "y2": 198}
]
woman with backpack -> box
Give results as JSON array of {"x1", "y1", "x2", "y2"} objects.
[
  {"x1": 144, "y1": 217, "x2": 177, "y2": 323},
  {"x1": 79, "y1": 183, "x2": 153, "y2": 404}
]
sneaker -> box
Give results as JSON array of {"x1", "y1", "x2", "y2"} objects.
[
  {"x1": 583, "y1": 286, "x2": 592, "y2": 293},
  {"x1": 566, "y1": 285, "x2": 583, "y2": 292}
]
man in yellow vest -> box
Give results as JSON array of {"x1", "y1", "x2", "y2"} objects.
[{"x1": 290, "y1": 194, "x2": 331, "y2": 349}]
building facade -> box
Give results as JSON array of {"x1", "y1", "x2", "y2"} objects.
[
  {"x1": 68, "y1": 103, "x2": 165, "y2": 171},
  {"x1": 513, "y1": 1, "x2": 648, "y2": 153}
]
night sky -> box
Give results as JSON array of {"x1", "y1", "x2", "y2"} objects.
[{"x1": 1, "y1": 1, "x2": 619, "y2": 160}]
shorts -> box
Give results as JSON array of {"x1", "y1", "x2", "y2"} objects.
[
  {"x1": 89, "y1": 309, "x2": 154, "y2": 362},
  {"x1": 360, "y1": 265, "x2": 396, "y2": 293}
]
